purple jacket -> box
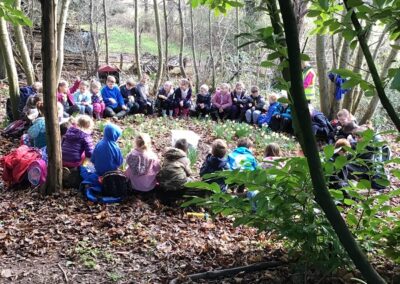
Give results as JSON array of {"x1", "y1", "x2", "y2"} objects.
[
  {"x1": 212, "y1": 91, "x2": 232, "y2": 109},
  {"x1": 62, "y1": 127, "x2": 94, "y2": 167}
]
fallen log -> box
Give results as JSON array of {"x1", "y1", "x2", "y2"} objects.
[{"x1": 169, "y1": 261, "x2": 283, "y2": 284}]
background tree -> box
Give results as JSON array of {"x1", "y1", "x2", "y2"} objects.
[
  {"x1": 163, "y1": 0, "x2": 169, "y2": 80},
  {"x1": 14, "y1": 0, "x2": 35, "y2": 85},
  {"x1": 89, "y1": 0, "x2": 100, "y2": 73},
  {"x1": 103, "y1": 0, "x2": 109, "y2": 65},
  {"x1": 0, "y1": 18, "x2": 20, "y2": 120},
  {"x1": 178, "y1": 0, "x2": 187, "y2": 78},
  {"x1": 39, "y1": 0, "x2": 63, "y2": 195},
  {"x1": 56, "y1": 0, "x2": 72, "y2": 82},
  {"x1": 134, "y1": 0, "x2": 142, "y2": 79},
  {"x1": 153, "y1": 0, "x2": 163, "y2": 94},
  {"x1": 316, "y1": 34, "x2": 330, "y2": 115},
  {"x1": 189, "y1": 5, "x2": 199, "y2": 92}
]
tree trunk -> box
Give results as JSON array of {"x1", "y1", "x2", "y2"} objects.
[
  {"x1": 178, "y1": 0, "x2": 187, "y2": 78},
  {"x1": 235, "y1": 6, "x2": 240, "y2": 80},
  {"x1": 103, "y1": 0, "x2": 109, "y2": 65},
  {"x1": 0, "y1": 43, "x2": 6, "y2": 79},
  {"x1": 208, "y1": 10, "x2": 215, "y2": 91},
  {"x1": 162, "y1": 0, "x2": 169, "y2": 80},
  {"x1": 55, "y1": 0, "x2": 71, "y2": 82},
  {"x1": 329, "y1": 39, "x2": 349, "y2": 117},
  {"x1": 14, "y1": 0, "x2": 35, "y2": 85},
  {"x1": 352, "y1": 28, "x2": 386, "y2": 113},
  {"x1": 153, "y1": 0, "x2": 163, "y2": 94},
  {"x1": 0, "y1": 18, "x2": 20, "y2": 120},
  {"x1": 90, "y1": 0, "x2": 100, "y2": 73},
  {"x1": 359, "y1": 41, "x2": 399, "y2": 124},
  {"x1": 342, "y1": 30, "x2": 371, "y2": 111},
  {"x1": 39, "y1": 0, "x2": 63, "y2": 195},
  {"x1": 277, "y1": 1, "x2": 386, "y2": 283},
  {"x1": 316, "y1": 34, "x2": 330, "y2": 115},
  {"x1": 134, "y1": 0, "x2": 142, "y2": 79},
  {"x1": 189, "y1": 6, "x2": 199, "y2": 93},
  {"x1": 344, "y1": 0, "x2": 400, "y2": 131}
]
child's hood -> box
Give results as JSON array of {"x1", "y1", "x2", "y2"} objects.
[
  {"x1": 65, "y1": 126, "x2": 90, "y2": 141},
  {"x1": 164, "y1": 147, "x2": 187, "y2": 161},
  {"x1": 103, "y1": 124, "x2": 122, "y2": 142}
]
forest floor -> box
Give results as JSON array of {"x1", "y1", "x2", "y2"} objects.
[{"x1": 0, "y1": 104, "x2": 399, "y2": 283}]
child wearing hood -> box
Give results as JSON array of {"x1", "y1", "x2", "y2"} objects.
[
  {"x1": 61, "y1": 115, "x2": 94, "y2": 167},
  {"x1": 125, "y1": 133, "x2": 160, "y2": 192},
  {"x1": 157, "y1": 139, "x2": 192, "y2": 199},
  {"x1": 27, "y1": 101, "x2": 46, "y2": 148},
  {"x1": 91, "y1": 123, "x2": 123, "y2": 176},
  {"x1": 200, "y1": 139, "x2": 229, "y2": 190},
  {"x1": 227, "y1": 138, "x2": 258, "y2": 171}
]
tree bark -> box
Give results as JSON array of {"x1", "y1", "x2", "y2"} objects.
[
  {"x1": 0, "y1": 49, "x2": 6, "y2": 79},
  {"x1": 316, "y1": 34, "x2": 330, "y2": 115},
  {"x1": 178, "y1": 0, "x2": 187, "y2": 78},
  {"x1": 329, "y1": 39, "x2": 349, "y2": 117},
  {"x1": 235, "y1": 6, "x2": 240, "y2": 80},
  {"x1": 277, "y1": 1, "x2": 386, "y2": 283},
  {"x1": 134, "y1": 0, "x2": 142, "y2": 79},
  {"x1": 352, "y1": 28, "x2": 387, "y2": 113},
  {"x1": 342, "y1": 30, "x2": 371, "y2": 111},
  {"x1": 189, "y1": 6, "x2": 199, "y2": 93},
  {"x1": 359, "y1": 41, "x2": 399, "y2": 124},
  {"x1": 55, "y1": 0, "x2": 71, "y2": 82},
  {"x1": 0, "y1": 18, "x2": 20, "y2": 120},
  {"x1": 103, "y1": 0, "x2": 109, "y2": 65},
  {"x1": 39, "y1": 0, "x2": 63, "y2": 195},
  {"x1": 89, "y1": 0, "x2": 100, "y2": 73},
  {"x1": 162, "y1": 0, "x2": 169, "y2": 80},
  {"x1": 14, "y1": 0, "x2": 35, "y2": 85},
  {"x1": 208, "y1": 10, "x2": 215, "y2": 91},
  {"x1": 344, "y1": 0, "x2": 400, "y2": 131},
  {"x1": 153, "y1": 0, "x2": 163, "y2": 94}
]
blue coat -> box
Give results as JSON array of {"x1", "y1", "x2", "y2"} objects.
[
  {"x1": 91, "y1": 124, "x2": 123, "y2": 176},
  {"x1": 27, "y1": 117, "x2": 46, "y2": 148},
  {"x1": 273, "y1": 104, "x2": 292, "y2": 120},
  {"x1": 227, "y1": 147, "x2": 258, "y2": 171},
  {"x1": 258, "y1": 102, "x2": 280, "y2": 126},
  {"x1": 101, "y1": 86, "x2": 125, "y2": 109}
]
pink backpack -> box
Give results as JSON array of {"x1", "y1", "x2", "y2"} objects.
[{"x1": 27, "y1": 159, "x2": 47, "y2": 187}]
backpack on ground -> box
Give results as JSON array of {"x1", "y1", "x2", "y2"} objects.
[
  {"x1": 27, "y1": 159, "x2": 47, "y2": 187},
  {"x1": 101, "y1": 170, "x2": 128, "y2": 198},
  {"x1": 2, "y1": 120, "x2": 27, "y2": 138}
]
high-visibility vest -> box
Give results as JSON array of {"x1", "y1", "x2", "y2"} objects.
[{"x1": 303, "y1": 67, "x2": 316, "y2": 101}]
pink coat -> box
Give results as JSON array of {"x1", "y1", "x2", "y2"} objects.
[
  {"x1": 212, "y1": 91, "x2": 232, "y2": 109},
  {"x1": 56, "y1": 79, "x2": 80, "y2": 106},
  {"x1": 125, "y1": 149, "x2": 161, "y2": 192}
]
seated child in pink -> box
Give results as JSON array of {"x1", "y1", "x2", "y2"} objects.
[
  {"x1": 125, "y1": 133, "x2": 161, "y2": 192},
  {"x1": 262, "y1": 143, "x2": 284, "y2": 169},
  {"x1": 91, "y1": 81, "x2": 105, "y2": 119}
]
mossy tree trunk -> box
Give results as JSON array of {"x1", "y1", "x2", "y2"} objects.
[
  {"x1": 134, "y1": 0, "x2": 142, "y2": 79},
  {"x1": 153, "y1": 0, "x2": 163, "y2": 94},
  {"x1": 56, "y1": 0, "x2": 72, "y2": 82}
]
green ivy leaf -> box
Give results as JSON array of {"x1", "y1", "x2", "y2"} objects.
[
  {"x1": 390, "y1": 68, "x2": 400, "y2": 91},
  {"x1": 324, "y1": 145, "x2": 334, "y2": 160}
]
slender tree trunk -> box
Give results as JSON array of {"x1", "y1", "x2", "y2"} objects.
[
  {"x1": 178, "y1": 0, "x2": 187, "y2": 78},
  {"x1": 359, "y1": 42, "x2": 399, "y2": 124},
  {"x1": 316, "y1": 34, "x2": 330, "y2": 115},
  {"x1": 0, "y1": 50, "x2": 6, "y2": 79},
  {"x1": 0, "y1": 18, "x2": 20, "y2": 120},
  {"x1": 55, "y1": 0, "x2": 71, "y2": 82},
  {"x1": 352, "y1": 29, "x2": 386, "y2": 113},
  {"x1": 39, "y1": 0, "x2": 63, "y2": 195},
  {"x1": 235, "y1": 6, "x2": 240, "y2": 80},
  {"x1": 208, "y1": 10, "x2": 215, "y2": 91},
  {"x1": 329, "y1": 39, "x2": 349, "y2": 117},
  {"x1": 103, "y1": 0, "x2": 109, "y2": 65},
  {"x1": 162, "y1": 0, "x2": 169, "y2": 80},
  {"x1": 90, "y1": 0, "x2": 100, "y2": 73},
  {"x1": 344, "y1": 0, "x2": 400, "y2": 131},
  {"x1": 189, "y1": 6, "x2": 199, "y2": 93},
  {"x1": 153, "y1": 0, "x2": 163, "y2": 94},
  {"x1": 278, "y1": 1, "x2": 386, "y2": 283},
  {"x1": 14, "y1": 0, "x2": 35, "y2": 85},
  {"x1": 134, "y1": 0, "x2": 142, "y2": 79},
  {"x1": 342, "y1": 30, "x2": 371, "y2": 111}
]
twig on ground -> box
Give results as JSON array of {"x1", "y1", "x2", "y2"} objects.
[
  {"x1": 57, "y1": 263, "x2": 69, "y2": 284},
  {"x1": 169, "y1": 261, "x2": 283, "y2": 284}
]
